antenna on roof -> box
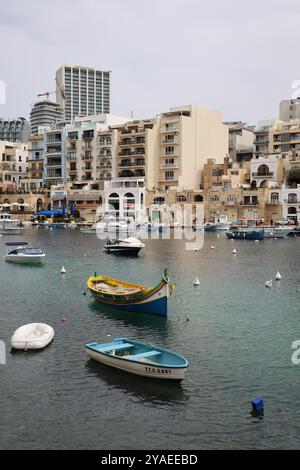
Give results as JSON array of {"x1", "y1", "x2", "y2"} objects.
[{"x1": 130, "y1": 110, "x2": 134, "y2": 119}]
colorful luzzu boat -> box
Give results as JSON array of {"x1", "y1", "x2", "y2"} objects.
[{"x1": 87, "y1": 269, "x2": 174, "y2": 317}]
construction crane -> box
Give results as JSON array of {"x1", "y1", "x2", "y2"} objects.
[{"x1": 37, "y1": 91, "x2": 56, "y2": 100}]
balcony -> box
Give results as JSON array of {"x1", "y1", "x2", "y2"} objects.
[
  {"x1": 240, "y1": 201, "x2": 259, "y2": 206},
  {"x1": 161, "y1": 126, "x2": 179, "y2": 133},
  {"x1": 82, "y1": 154, "x2": 93, "y2": 160},
  {"x1": 161, "y1": 137, "x2": 179, "y2": 145},
  {"x1": 252, "y1": 172, "x2": 274, "y2": 178},
  {"x1": 160, "y1": 163, "x2": 179, "y2": 169}
]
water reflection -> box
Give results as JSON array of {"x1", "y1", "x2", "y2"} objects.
[
  {"x1": 88, "y1": 301, "x2": 170, "y2": 336},
  {"x1": 85, "y1": 359, "x2": 187, "y2": 406}
]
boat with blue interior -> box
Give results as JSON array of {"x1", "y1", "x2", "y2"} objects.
[
  {"x1": 4, "y1": 242, "x2": 45, "y2": 264},
  {"x1": 85, "y1": 337, "x2": 188, "y2": 380},
  {"x1": 87, "y1": 268, "x2": 174, "y2": 316}
]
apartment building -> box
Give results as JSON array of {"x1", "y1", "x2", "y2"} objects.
[
  {"x1": 159, "y1": 105, "x2": 228, "y2": 191},
  {"x1": 250, "y1": 154, "x2": 285, "y2": 189},
  {"x1": 112, "y1": 119, "x2": 161, "y2": 190},
  {"x1": 253, "y1": 120, "x2": 275, "y2": 157},
  {"x1": 65, "y1": 114, "x2": 128, "y2": 188},
  {"x1": 225, "y1": 121, "x2": 254, "y2": 163},
  {"x1": 0, "y1": 141, "x2": 28, "y2": 191},
  {"x1": 271, "y1": 120, "x2": 300, "y2": 154},
  {"x1": 21, "y1": 134, "x2": 45, "y2": 192},
  {"x1": 0, "y1": 117, "x2": 30, "y2": 143},
  {"x1": 56, "y1": 65, "x2": 111, "y2": 122},
  {"x1": 44, "y1": 128, "x2": 64, "y2": 189}
]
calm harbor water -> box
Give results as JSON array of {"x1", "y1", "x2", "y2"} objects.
[{"x1": 0, "y1": 228, "x2": 300, "y2": 449}]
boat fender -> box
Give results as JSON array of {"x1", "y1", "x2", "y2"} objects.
[{"x1": 251, "y1": 396, "x2": 264, "y2": 417}]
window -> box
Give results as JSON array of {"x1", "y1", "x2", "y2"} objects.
[
  {"x1": 288, "y1": 193, "x2": 297, "y2": 203},
  {"x1": 270, "y1": 192, "x2": 279, "y2": 203},
  {"x1": 165, "y1": 146, "x2": 174, "y2": 155},
  {"x1": 153, "y1": 197, "x2": 165, "y2": 205},
  {"x1": 165, "y1": 171, "x2": 174, "y2": 180},
  {"x1": 210, "y1": 195, "x2": 220, "y2": 202},
  {"x1": 176, "y1": 195, "x2": 187, "y2": 202},
  {"x1": 227, "y1": 195, "x2": 236, "y2": 203},
  {"x1": 18, "y1": 156, "x2": 22, "y2": 162}
]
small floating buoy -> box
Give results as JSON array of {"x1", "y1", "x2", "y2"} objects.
[
  {"x1": 274, "y1": 237, "x2": 277, "y2": 240},
  {"x1": 232, "y1": 248, "x2": 237, "y2": 255},
  {"x1": 193, "y1": 276, "x2": 200, "y2": 286},
  {"x1": 275, "y1": 271, "x2": 282, "y2": 281},
  {"x1": 210, "y1": 246, "x2": 216, "y2": 249},
  {"x1": 60, "y1": 266, "x2": 66, "y2": 274},
  {"x1": 255, "y1": 240, "x2": 259, "y2": 244},
  {"x1": 265, "y1": 279, "x2": 272, "y2": 288},
  {"x1": 251, "y1": 396, "x2": 264, "y2": 417},
  {"x1": 217, "y1": 234, "x2": 220, "y2": 238},
  {"x1": 106, "y1": 334, "x2": 112, "y2": 338},
  {"x1": 60, "y1": 316, "x2": 67, "y2": 323}
]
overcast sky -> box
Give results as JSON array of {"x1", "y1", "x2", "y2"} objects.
[{"x1": 1, "y1": 0, "x2": 300, "y2": 124}]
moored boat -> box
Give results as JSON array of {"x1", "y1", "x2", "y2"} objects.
[
  {"x1": 11, "y1": 323, "x2": 54, "y2": 350},
  {"x1": 87, "y1": 268, "x2": 173, "y2": 316},
  {"x1": 4, "y1": 242, "x2": 45, "y2": 264},
  {"x1": 0, "y1": 212, "x2": 24, "y2": 235},
  {"x1": 226, "y1": 229, "x2": 264, "y2": 240},
  {"x1": 85, "y1": 337, "x2": 188, "y2": 380},
  {"x1": 104, "y1": 237, "x2": 145, "y2": 256}
]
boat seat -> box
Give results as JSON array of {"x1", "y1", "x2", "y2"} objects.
[
  {"x1": 93, "y1": 342, "x2": 134, "y2": 353},
  {"x1": 125, "y1": 350, "x2": 162, "y2": 360}
]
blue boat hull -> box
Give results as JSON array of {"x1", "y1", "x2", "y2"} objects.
[
  {"x1": 91, "y1": 293, "x2": 168, "y2": 317},
  {"x1": 226, "y1": 230, "x2": 264, "y2": 240}
]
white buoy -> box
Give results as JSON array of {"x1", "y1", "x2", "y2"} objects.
[
  {"x1": 265, "y1": 279, "x2": 272, "y2": 288},
  {"x1": 232, "y1": 248, "x2": 237, "y2": 254},
  {"x1": 210, "y1": 246, "x2": 216, "y2": 249},
  {"x1": 255, "y1": 240, "x2": 259, "y2": 244},
  {"x1": 60, "y1": 265, "x2": 66, "y2": 274},
  {"x1": 217, "y1": 234, "x2": 220, "y2": 238},
  {"x1": 275, "y1": 271, "x2": 282, "y2": 281},
  {"x1": 193, "y1": 277, "x2": 200, "y2": 286}
]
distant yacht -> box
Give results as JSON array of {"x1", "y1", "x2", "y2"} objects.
[{"x1": 0, "y1": 212, "x2": 24, "y2": 235}]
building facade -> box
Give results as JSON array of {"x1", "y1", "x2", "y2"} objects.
[
  {"x1": 56, "y1": 65, "x2": 111, "y2": 122},
  {"x1": 279, "y1": 98, "x2": 300, "y2": 122},
  {"x1": 0, "y1": 141, "x2": 28, "y2": 191},
  {"x1": 30, "y1": 100, "x2": 63, "y2": 135},
  {"x1": 0, "y1": 117, "x2": 30, "y2": 143}
]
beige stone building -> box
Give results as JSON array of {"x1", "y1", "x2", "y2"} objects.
[{"x1": 0, "y1": 141, "x2": 28, "y2": 192}]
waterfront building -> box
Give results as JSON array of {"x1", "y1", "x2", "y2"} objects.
[
  {"x1": 56, "y1": 65, "x2": 111, "y2": 122},
  {"x1": 65, "y1": 114, "x2": 128, "y2": 188},
  {"x1": 43, "y1": 127, "x2": 64, "y2": 189},
  {"x1": 282, "y1": 183, "x2": 300, "y2": 224},
  {"x1": 158, "y1": 105, "x2": 228, "y2": 191},
  {"x1": 0, "y1": 117, "x2": 30, "y2": 143},
  {"x1": 30, "y1": 100, "x2": 63, "y2": 135},
  {"x1": 20, "y1": 134, "x2": 45, "y2": 192},
  {"x1": 250, "y1": 154, "x2": 284, "y2": 189},
  {"x1": 225, "y1": 121, "x2": 254, "y2": 163},
  {"x1": 103, "y1": 178, "x2": 146, "y2": 221},
  {"x1": 0, "y1": 141, "x2": 28, "y2": 191},
  {"x1": 112, "y1": 118, "x2": 160, "y2": 190}
]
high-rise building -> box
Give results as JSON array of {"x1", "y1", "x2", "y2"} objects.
[
  {"x1": 0, "y1": 117, "x2": 30, "y2": 143},
  {"x1": 56, "y1": 65, "x2": 111, "y2": 123},
  {"x1": 30, "y1": 100, "x2": 63, "y2": 135}
]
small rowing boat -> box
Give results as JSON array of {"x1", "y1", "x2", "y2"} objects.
[
  {"x1": 87, "y1": 268, "x2": 174, "y2": 316},
  {"x1": 85, "y1": 338, "x2": 188, "y2": 380},
  {"x1": 11, "y1": 323, "x2": 54, "y2": 350}
]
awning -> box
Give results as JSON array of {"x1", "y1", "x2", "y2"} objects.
[{"x1": 33, "y1": 210, "x2": 64, "y2": 216}]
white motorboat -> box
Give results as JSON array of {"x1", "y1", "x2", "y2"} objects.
[
  {"x1": 0, "y1": 212, "x2": 24, "y2": 235},
  {"x1": 263, "y1": 226, "x2": 294, "y2": 238},
  {"x1": 4, "y1": 242, "x2": 45, "y2": 264},
  {"x1": 11, "y1": 323, "x2": 54, "y2": 350},
  {"x1": 104, "y1": 237, "x2": 145, "y2": 256}
]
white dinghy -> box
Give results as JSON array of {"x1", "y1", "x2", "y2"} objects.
[{"x1": 11, "y1": 323, "x2": 54, "y2": 350}]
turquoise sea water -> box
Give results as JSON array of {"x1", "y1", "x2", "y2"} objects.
[{"x1": 0, "y1": 228, "x2": 300, "y2": 449}]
